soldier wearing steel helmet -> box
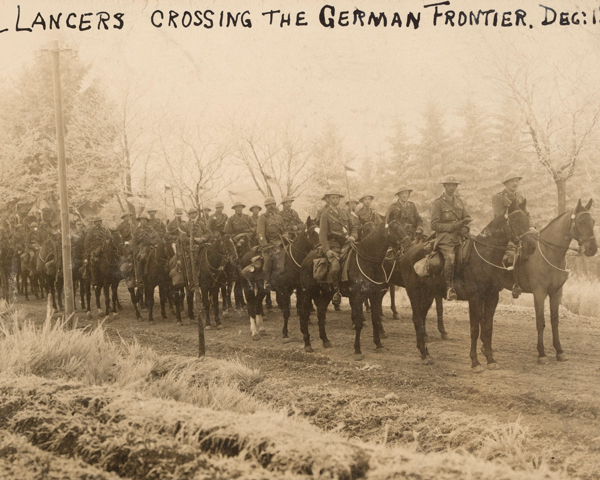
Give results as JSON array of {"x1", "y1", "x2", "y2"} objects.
[
  {"x1": 84, "y1": 217, "x2": 110, "y2": 286},
  {"x1": 224, "y1": 201, "x2": 255, "y2": 239},
  {"x1": 315, "y1": 194, "x2": 330, "y2": 225},
  {"x1": 147, "y1": 208, "x2": 167, "y2": 236},
  {"x1": 319, "y1": 190, "x2": 358, "y2": 304},
  {"x1": 256, "y1": 196, "x2": 286, "y2": 289},
  {"x1": 492, "y1": 171, "x2": 533, "y2": 298},
  {"x1": 249, "y1": 205, "x2": 262, "y2": 227},
  {"x1": 132, "y1": 212, "x2": 161, "y2": 288},
  {"x1": 279, "y1": 196, "x2": 304, "y2": 239},
  {"x1": 208, "y1": 201, "x2": 228, "y2": 237},
  {"x1": 116, "y1": 211, "x2": 135, "y2": 243},
  {"x1": 386, "y1": 186, "x2": 424, "y2": 241},
  {"x1": 167, "y1": 208, "x2": 187, "y2": 241},
  {"x1": 201, "y1": 206, "x2": 212, "y2": 223},
  {"x1": 430, "y1": 175, "x2": 472, "y2": 301},
  {"x1": 356, "y1": 194, "x2": 382, "y2": 240}
]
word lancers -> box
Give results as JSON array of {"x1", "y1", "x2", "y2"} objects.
[{"x1": 9, "y1": 6, "x2": 124, "y2": 32}]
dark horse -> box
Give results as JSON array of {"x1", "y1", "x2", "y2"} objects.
[
  {"x1": 240, "y1": 217, "x2": 320, "y2": 341},
  {"x1": 36, "y1": 238, "x2": 62, "y2": 311},
  {"x1": 95, "y1": 230, "x2": 124, "y2": 318},
  {"x1": 20, "y1": 248, "x2": 40, "y2": 301},
  {"x1": 299, "y1": 220, "x2": 411, "y2": 358},
  {"x1": 141, "y1": 239, "x2": 175, "y2": 323},
  {"x1": 502, "y1": 199, "x2": 597, "y2": 364},
  {"x1": 197, "y1": 235, "x2": 237, "y2": 328},
  {"x1": 399, "y1": 199, "x2": 536, "y2": 370}
]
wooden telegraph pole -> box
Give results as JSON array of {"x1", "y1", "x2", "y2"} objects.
[{"x1": 50, "y1": 41, "x2": 75, "y2": 325}]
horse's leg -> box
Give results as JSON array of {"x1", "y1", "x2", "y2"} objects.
[
  {"x1": 129, "y1": 287, "x2": 142, "y2": 319},
  {"x1": 174, "y1": 287, "x2": 184, "y2": 325},
  {"x1": 435, "y1": 296, "x2": 450, "y2": 340},
  {"x1": 243, "y1": 280, "x2": 259, "y2": 339},
  {"x1": 166, "y1": 284, "x2": 174, "y2": 314},
  {"x1": 147, "y1": 284, "x2": 155, "y2": 323},
  {"x1": 23, "y1": 272, "x2": 29, "y2": 300},
  {"x1": 298, "y1": 288, "x2": 312, "y2": 350},
  {"x1": 408, "y1": 293, "x2": 433, "y2": 363},
  {"x1": 390, "y1": 285, "x2": 399, "y2": 320},
  {"x1": 364, "y1": 298, "x2": 371, "y2": 313},
  {"x1": 201, "y1": 286, "x2": 212, "y2": 328},
  {"x1": 370, "y1": 290, "x2": 384, "y2": 349},
  {"x1": 481, "y1": 291, "x2": 499, "y2": 368},
  {"x1": 234, "y1": 279, "x2": 245, "y2": 309},
  {"x1": 281, "y1": 288, "x2": 291, "y2": 340},
  {"x1": 255, "y1": 282, "x2": 266, "y2": 335},
  {"x1": 103, "y1": 282, "x2": 110, "y2": 317},
  {"x1": 469, "y1": 298, "x2": 485, "y2": 372},
  {"x1": 350, "y1": 293, "x2": 365, "y2": 359},
  {"x1": 116, "y1": 289, "x2": 123, "y2": 311},
  {"x1": 550, "y1": 287, "x2": 567, "y2": 362},
  {"x1": 379, "y1": 287, "x2": 386, "y2": 317},
  {"x1": 265, "y1": 291, "x2": 272, "y2": 309},
  {"x1": 533, "y1": 289, "x2": 549, "y2": 364},
  {"x1": 159, "y1": 284, "x2": 168, "y2": 320},
  {"x1": 56, "y1": 277, "x2": 63, "y2": 310},
  {"x1": 85, "y1": 280, "x2": 92, "y2": 317},
  {"x1": 111, "y1": 282, "x2": 119, "y2": 316},
  {"x1": 95, "y1": 284, "x2": 102, "y2": 316},
  {"x1": 317, "y1": 291, "x2": 332, "y2": 349},
  {"x1": 213, "y1": 287, "x2": 222, "y2": 327}
]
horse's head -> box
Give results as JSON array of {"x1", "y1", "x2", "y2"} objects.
[
  {"x1": 505, "y1": 199, "x2": 537, "y2": 256},
  {"x1": 571, "y1": 199, "x2": 597, "y2": 256},
  {"x1": 304, "y1": 216, "x2": 321, "y2": 249},
  {"x1": 220, "y1": 234, "x2": 238, "y2": 262},
  {"x1": 385, "y1": 220, "x2": 411, "y2": 252},
  {"x1": 106, "y1": 229, "x2": 124, "y2": 256}
]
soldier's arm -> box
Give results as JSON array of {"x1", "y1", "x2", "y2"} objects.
[
  {"x1": 349, "y1": 215, "x2": 359, "y2": 239},
  {"x1": 319, "y1": 215, "x2": 331, "y2": 252},
  {"x1": 413, "y1": 204, "x2": 424, "y2": 229},
  {"x1": 384, "y1": 204, "x2": 395, "y2": 225},
  {"x1": 430, "y1": 202, "x2": 453, "y2": 233},
  {"x1": 491, "y1": 194, "x2": 506, "y2": 218},
  {"x1": 293, "y1": 211, "x2": 305, "y2": 229},
  {"x1": 223, "y1": 218, "x2": 234, "y2": 235},
  {"x1": 256, "y1": 216, "x2": 268, "y2": 247}
]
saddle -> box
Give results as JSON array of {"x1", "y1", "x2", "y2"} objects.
[
  {"x1": 313, "y1": 244, "x2": 352, "y2": 284},
  {"x1": 414, "y1": 239, "x2": 472, "y2": 278}
]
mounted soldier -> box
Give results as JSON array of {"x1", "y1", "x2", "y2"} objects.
[
  {"x1": 84, "y1": 217, "x2": 110, "y2": 287},
  {"x1": 315, "y1": 194, "x2": 330, "y2": 225},
  {"x1": 224, "y1": 201, "x2": 255, "y2": 252},
  {"x1": 167, "y1": 208, "x2": 186, "y2": 242},
  {"x1": 356, "y1": 194, "x2": 382, "y2": 240},
  {"x1": 116, "y1": 212, "x2": 134, "y2": 243},
  {"x1": 430, "y1": 175, "x2": 472, "y2": 301},
  {"x1": 386, "y1": 186, "x2": 424, "y2": 242},
  {"x1": 201, "y1": 206, "x2": 212, "y2": 223},
  {"x1": 249, "y1": 204, "x2": 262, "y2": 226},
  {"x1": 279, "y1": 196, "x2": 304, "y2": 240},
  {"x1": 147, "y1": 208, "x2": 167, "y2": 236},
  {"x1": 319, "y1": 190, "x2": 358, "y2": 306},
  {"x1": 208, "y1": 201, "x2": 228, "y2": 237},
  {"x1": 132, "y1": 212, "x2": 161, "y2": 289},
  {"x1": 256, "y1": 197, "x2": 287, "y2": 290},
  {"x1": 492, "y1": 171, "x2": 533, "y2": 298}
]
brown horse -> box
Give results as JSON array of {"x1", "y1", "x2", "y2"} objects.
[{"x1": 503, "y1": 199, "x2": 597, "y2": 364}]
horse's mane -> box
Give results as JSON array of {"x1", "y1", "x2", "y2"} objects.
[{"x1": 539, "y1": 209, "x2": 572, "y2": 235}]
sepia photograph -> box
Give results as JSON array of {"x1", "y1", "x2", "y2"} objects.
[{"x1": 0, "y1": 0, "x2": 599, "y2": 478}]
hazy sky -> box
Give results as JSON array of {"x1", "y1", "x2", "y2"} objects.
[{"x1": 2, "y1": 0, "x2": 599, "y2": 154}]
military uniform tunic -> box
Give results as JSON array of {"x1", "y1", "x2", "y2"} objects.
[
  {"x1": 149, "y1": 218, "x2": 167, "y2": 236},
  {"x1": 116, "y1": 220, "x2": 134, "y2": 243},
  {"x1": 167, "y1": 217, "x2": 187, "y2": 241},
  {"x1": 84, "y1": 225, "x2": 110, "y2": 258},
  {"x1": 132, "y1": 225, "x2": 161, "y2": 253},
  {"x1": 224, "y1": 213, "x2": 256, "y2": 236},
  {"x1": 492, "y1": 189, "x2": 530, "y2": 223},
  {"x1": 208, "y1": 212, "x2": 228, "y2": 236},
  {"x1": 319, "y1": 206, "x2": 358, "y2": 253},
  {"x1": 386, "y1": 200, "x2": 423, "y2": 235},
  {"x1": 280, "y1": 208, "x2": 304, "y2": 233},
  {"x1": 430, "y1": 193, "x2": 471, "y2": 248},
  {"x1": 256, "y1": 210, "x2": 286, "y2": 247}
]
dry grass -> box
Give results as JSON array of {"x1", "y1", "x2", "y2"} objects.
[
  {"x1": 0, "y1": 376, "x2": 562, "y2": 480},
  {"x1": 0, "y1": 304, "x2": 266, "y2": 414}
]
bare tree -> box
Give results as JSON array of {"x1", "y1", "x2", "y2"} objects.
[{"x1": 492, "y1": 54, "x2": 600, "y2": 214}]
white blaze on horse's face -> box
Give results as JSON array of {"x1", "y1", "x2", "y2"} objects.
[{"x1": 314, "y1": 227, "x2": 320, "y2": 234}]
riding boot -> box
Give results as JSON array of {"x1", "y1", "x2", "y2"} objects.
[{"x1": 444, "y1": 258, "x2": 457, "y2": 301}]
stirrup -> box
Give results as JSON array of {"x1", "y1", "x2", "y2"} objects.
[
  {"x1": 512, "y1": 284, "x2": 522, "y2": 299},
  {"x1": 447, "y1": 287, "x2": 457, "y2": 301}
]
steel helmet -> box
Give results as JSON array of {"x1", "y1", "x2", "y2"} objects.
[
  {"x1": 202, "y1": 206, "x2": 212, "y2": 212},
  {"x1": 281, "y1": 196, "x2": 294, "y2": 204},
  {"x1": 137, "y1": 212, "x2": 149, "y2": 220},
  {"x1": 231, "y1": 201, "x2": 246, "y2": 209},
  {"x1": 359, "y1": 194, "x2": 374, "y2": 202},
  {"x1": 324, "y1": 190, "x2": 345, "y2": 198},
  {"x1": 146, "y1": 207, "x2": 158, "y2": 213},
  {"x1": 440, "y1": 175, "x2": 460, "y2": 185},
  {"x1": 30, "y1": 222, "x2": 38, "y2": 228},
  {"x1": 395, "y1": 186, "x2": 413, "y2": 195},
  {"x1": 264, "y1": 197, "x2": 277, "y2": 206},
  {"x1": 345, "y1": 198, "x2": 359, "y2": 205},
  {"x1": 249, "y1": 204, "x2": 262, "y2": 212},
  {"x1": 502, "y1": 171, "x2": 523, "y2": 184},
  {"x1": 188, "y1": 207, "x2": 199, "y2": 215},
  {"x1": 215, "y1": 201, "x2": 225, "y2": 208},
  {"x1": 93, "y1": 216, "x2": 103, "y2": 223},
  {"x1": 174, "y1": 208, "x2": 183, "y2": 216},
  {"x1": 121, "y1": 212, "x2": 131, "y2": 219}
]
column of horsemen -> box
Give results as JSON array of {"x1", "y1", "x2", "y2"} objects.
[{"x1": 4, "y1": 171, "x2": 531, "y2": 309}]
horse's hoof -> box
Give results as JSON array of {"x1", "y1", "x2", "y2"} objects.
[
  {"x1": 557, "y1": 353, "x2": 569, "y2": 362},
  {"x1": 487, "y1": 362, "x2": 500, "y2": 370},
  {"x1": 424, "y1": 335, "x2": 431, "y2": 344},
  {"x1": 353, "y1": 353, "x2": 364, "y2": 361},
  {"x1": 392, "y1": 313, "x2": 399, "y2": 320},
  {"x1": 112, "y1": 312, "x2": 118, "y2": 317},
  {"x1": 205, "y1": 325, "x2": 212, "y2": 330},
  {"x1": 161, "y1": 316, "x2": 167, "y2": 320},
  {"x1": 252, "y1": 333, "x2": 260, "y2": 341},
  {"x1": 86, "y1": 312, "x2": 92, "y2": 319},
  {"x1": 421, "y1": 357, "x2": 434, "y2": 365},
  {"x1": 177, "y1": 321, "x2": 183, "y2": 327},
  {"x1": 472, "y1": 364, "x2": 485, "y2": 373},
  {"x1": 441, "y1": 333, "x2": 452, "y2": 341},
  {"x1": 379, "y1": 332, "x2": 388, "y2": 339},
  {"x1": 538, "y1": 356, "x2": 549, "y2": 365},
  {"x1": 216, "y1": 324, "x2": 223, "y2": 330},
  {"x1": 282, "y1": 337, "x2": 293, "y2": 344},
  {"x1": 375, "y1": 345, "x2": 385, "y2": 353},
  {"x1": 323, "y1": 341, "x2": 332, "y2": 348},
  {"x1": 304, "y1": 346, "x2": 314, "y2": 353}
]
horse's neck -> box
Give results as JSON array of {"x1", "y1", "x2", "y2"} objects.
[
  {"x1": 541, "y1": 212, "x2": 572, "y2": 251},
  {"x1": 292, "y1": 232, "x2": 312, "y2": 255},
  {"x1": 358, "y1": 227, "x2": 389, "y2": 261},
  {"x1": 476, "y1": 218, "x2": 510, "y2": 257}
]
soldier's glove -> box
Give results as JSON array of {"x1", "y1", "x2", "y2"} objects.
[
  {"x1": 347, "y1": 236, "x2": 356, "y2": 244},
  {"x1": 326, "y1": 250, "x2": 338, "y2": 262},
  {"x1": 451, "y1": 222, "x2": 461, "y2": 232},
  {"x1": 461, "y1": 218, "x2": 472, "y2": 225},
  {"x1": 415, "y1": 227, "x2": 424, "y2": 235},
  {"x1": 292, "y1": 226, "x2": 298, "y2": 231},
  {"x1": 460, "y1": 226, "x2": 470, "y2": 236}
]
